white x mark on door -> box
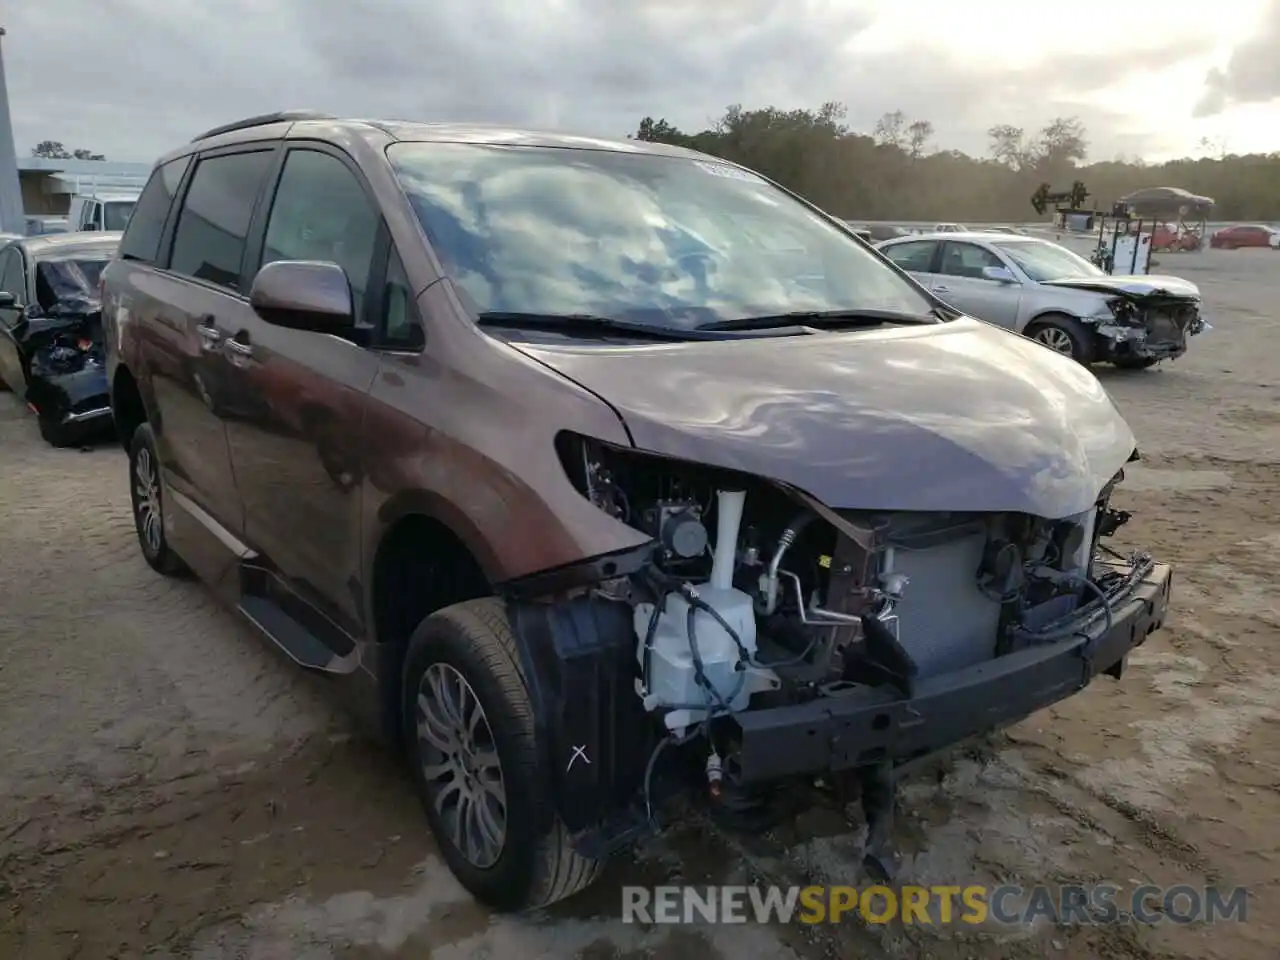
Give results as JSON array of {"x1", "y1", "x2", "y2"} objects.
[{"x1": 566, "y1": 744, "x2": 591, "y2": 772}]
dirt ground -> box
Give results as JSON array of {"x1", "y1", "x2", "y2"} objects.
[{"x1": 2, "y1": 248, "x2": 1278, "y2": 960}]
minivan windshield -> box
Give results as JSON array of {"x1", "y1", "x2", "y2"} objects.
[
  {"x1": 993, "y1": 238, "x2": 1104, "y2": 283},
  {"x1": 387, "y1": 142, "x2": 937, "y2": 330}
]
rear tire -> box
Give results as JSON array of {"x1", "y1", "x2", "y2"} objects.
[
  {"x1": 402, "y1": 597, "x2": 604, "y2": 911},
  {"x1": 1025, "y1": 314, "x2": 1096, "y2": 365},
  {"x1": 128, "y1": 423, "x2": 188, "y2": 577}
]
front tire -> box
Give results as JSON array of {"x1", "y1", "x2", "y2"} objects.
[
  {"x1": 1025, "y1": 314, "x2": 1096, "y2": 365},
  {"x1": 402, "y1": 597, "x2": 604, "y2": 911},
  {"x1": 128, "y1": 423, "x2": 188, "y2": 577}
]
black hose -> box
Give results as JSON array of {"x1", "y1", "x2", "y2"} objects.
[
  {"x1": 640, "y1": 587, "x2": 670, "y2": 690},
  {"x1": 684, "y1": 601, "x2": 719, "y2": 706},
  {"x1": 685, "y1": 587, "x2": 749, "y2": 660},
  {"x1": 752, "y1": 632, "x2": 818, "y2": 668},
  {"x1": 1078, "y1": 577, "x2": 1114, "y2": 637},
  {"x1": 643, "y1": 735, "x2": 671, "y2": 825}
]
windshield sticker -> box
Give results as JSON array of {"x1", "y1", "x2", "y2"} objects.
[{"x1": 693, "y1": 160, "x2": 765, "y2": 184}]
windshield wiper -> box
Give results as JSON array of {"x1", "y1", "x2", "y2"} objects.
[
  {"x1": 476, "y1": 311, "x2": 783, "y2": 341},
  {"x1": 696, "y1": 308, "x2": 938, "y2": 332}
]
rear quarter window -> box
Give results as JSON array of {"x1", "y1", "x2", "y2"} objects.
[{"x1": 118, "y1": 155, "x2": 192, "y2": 264}]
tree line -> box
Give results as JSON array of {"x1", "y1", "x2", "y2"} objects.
[
  {"x1": 31, "y1": 140, "x2": 106, "y2": 161},
  {"x1": 632, "y1": 104, "x2": 1280, "y2": 222}
]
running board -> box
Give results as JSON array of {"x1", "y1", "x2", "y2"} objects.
[
  {"x1": 238, "y1": 595, "x2": 352, "y2": 673},
  {"x1": 236, "y1": 562, "x2": 360, "y2": 675}
]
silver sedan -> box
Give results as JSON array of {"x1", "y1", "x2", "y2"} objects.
[{"x1": 875, "y1": 231, "x2": 1205, "y2": 368}]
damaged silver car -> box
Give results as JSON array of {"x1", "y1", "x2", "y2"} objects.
[{"x1": 876, "y1": 231, "x2": 1205, "y2": 368}]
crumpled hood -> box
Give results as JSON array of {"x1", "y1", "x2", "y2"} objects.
[
  {"x1": 1042, "y1": 274, "x2": 1200, "y2": 300},
  {"x1": 514, "y1": 316, "x2": 1136, "y2": 518}
]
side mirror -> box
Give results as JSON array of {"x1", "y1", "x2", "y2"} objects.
[
  {"x1": 982, "y1": 265, "x2": 1017, "y2": 284},
  {"x1": 0, "y1": 291, "x2": 17, "y2": 309},
  {"x1": 249, "y1": 260, "x2": 354, "y2": 335}
]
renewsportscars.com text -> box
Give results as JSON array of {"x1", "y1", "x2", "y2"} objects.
[{"x1": 621, "y1": 883, "x2": 1249, "y2": 926}]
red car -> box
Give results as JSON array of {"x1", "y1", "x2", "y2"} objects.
[
  {"x1": 1150, "y1": 225, "x2": 1201, "y2": 252},
  {"x1": 1210, "y1": 224, "x2": 1280, "y2": 249}
]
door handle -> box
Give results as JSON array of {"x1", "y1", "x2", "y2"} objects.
[
  {"x1": 224, "y1": 337, "x2": 253, "y2": 359},
  {"x1": 196, "y1": 314, "x2": 221, "y2": 350}
]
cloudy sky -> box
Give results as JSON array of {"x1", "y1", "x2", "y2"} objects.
[{"x1": 4, "y1": 0, "x2": 1277, "y2": 164}]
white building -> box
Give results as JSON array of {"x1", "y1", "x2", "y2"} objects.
[{"x1": 18, "y1": 156, "x2": 151, "y2": 217}]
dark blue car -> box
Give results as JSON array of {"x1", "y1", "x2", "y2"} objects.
[{"x1": 0, "y1": 232, "x2": 121, "y2": 446}]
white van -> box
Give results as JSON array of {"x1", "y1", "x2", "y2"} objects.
[{"x1": 68, "y1": 192, "x2": 140, "y2": 233}]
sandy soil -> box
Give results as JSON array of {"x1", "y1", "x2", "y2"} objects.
[{"x1": 1, "y1": 248, "x2": 1277, "y2": 960}]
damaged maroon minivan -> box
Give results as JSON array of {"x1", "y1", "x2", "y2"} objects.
[{"x1": 102, "y1": 112, "x2": 1173, "y2": 911}]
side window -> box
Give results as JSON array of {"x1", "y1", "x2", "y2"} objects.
[
  {"x1": 169, "y1": 150, "x2": 274, "y2": 291},
  {"x1": 119, "y1": 155, "x2": 192, "y2": 263},
  {"x1": 882, "y1": 240, "x2": 937, "y2": 273},
  {"x1": 379, "y1": 248, "x2": 424, "y2": 350},
  {"x1": 939, "y1": 242, "x2": 1004, "y2": 280},
  {"x1": 0, "y1": 248, "x2": 24, "y2": 299},
  {"x1": 260, "y1": 149, "x2": 380, "y2": 326}
]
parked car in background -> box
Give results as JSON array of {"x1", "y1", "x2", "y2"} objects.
[
  {"x1": 866, "y1": 224, "x2": 913, "y2": 243},
  {"x1": 986, "y1": 225, "x2": 1028, "y2": 235},
  {"x1": 102, "y1": 112, "x2": 1173, "y2": 912},
  {"x1": 24, "y1": 216, "x2": 70, "y2": 237},
  {"x1": 845, "y1": 222, "x2": 912, "y2": 244},
  {"x1": 1209, "y1": 224, "x2": 1280, "y2": 249},
  {"x1": 68, "y1": 192, "x2": 139, "y2": 233},
  {"x1": 0, "y1": 233, "x2": 120, "y2": 446},
  {"x1": 1150, "y1": 224, "x2": 1201, "y2": 252},
  {"x1": 932, "y1": 222, "x2": 968, "y2": 233},
  {"x1": 876, "y1": 231, "x2": 1205, "y2": 368}
]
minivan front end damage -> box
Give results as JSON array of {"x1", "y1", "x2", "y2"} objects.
[{"x1": 496, "y1": 433, "x2": 1172, "y2": 876}]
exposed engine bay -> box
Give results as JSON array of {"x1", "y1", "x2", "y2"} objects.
[
  {"x1": 21, "y1": 292, "x2": 112, "y2": 435},
  {"x1": 562, "y1": 434, "x2": 1144, "y2": 726},
  {"x1": 548, "y1": 432, "x2": 1160, "y2": 872}
]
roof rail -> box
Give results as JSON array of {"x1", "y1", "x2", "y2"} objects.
[{"x1": 190, "y1": 110, "x2": 338, "y2": 144}]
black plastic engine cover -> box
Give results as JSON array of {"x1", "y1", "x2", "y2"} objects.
[{"x1": 507, "y1": 594, "x2": 654, "y2": 835}]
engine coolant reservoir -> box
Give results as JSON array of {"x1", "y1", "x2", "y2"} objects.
[
  {"x1": 633, "y1": 487, "x2": 780, "y2": 734},
  {"x1": 634, "y1": 584, "x2": 759, "y2": 728}
]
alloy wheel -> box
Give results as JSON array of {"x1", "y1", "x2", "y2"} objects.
[
  {"x1": 133, "y1": 446, "x2": 163, "y2": 555},
  {"x1": 1033, "y1": 327, "x2": 1074, "y2": 355},
  {"x1": 416, "y1": 662, "x2": 507, "y2": 869}
]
